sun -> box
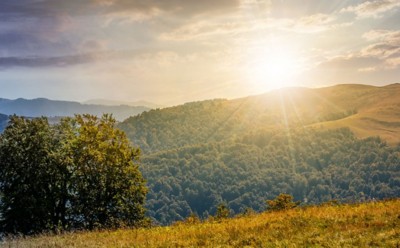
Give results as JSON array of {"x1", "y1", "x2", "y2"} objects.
[{"x1": 244, "y1": 43, "x2": 304, "y2": 92}]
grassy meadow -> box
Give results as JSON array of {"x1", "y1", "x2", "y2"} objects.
[{"x1": 3, "y1": 199, "x2": 399, "y2": 248}]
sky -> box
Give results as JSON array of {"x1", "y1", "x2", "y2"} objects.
[{"x1": 0, "y1": 0, "x2": 400, "y2": 105}]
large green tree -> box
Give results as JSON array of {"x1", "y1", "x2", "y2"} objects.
[
  {"x1": 0, "y1": 114, "x2": 147, "y2": 234},
  {"x1": 66, "y1": 114, "x2": 147, "y2": 229},
  {"x1": 0, "y1": 116, "x2": 64, "y2": 234}
]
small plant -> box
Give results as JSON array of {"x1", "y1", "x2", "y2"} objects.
[
  {"x1": 215, "y1": 203, "x2": 230, "y2": 219},
  {"x1": 241, "y1": 207, "x2": 256, "y2": 216},
  {"x1": 185, "y1": 212, "x2": 201, "y2": 224},
  {"x1": 266, "y1": 193, "x2": 300, "y2": 211}
]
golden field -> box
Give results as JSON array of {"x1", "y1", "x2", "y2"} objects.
[{"x1": 3, "y1": 199, "x2": 399, "y2": 248}]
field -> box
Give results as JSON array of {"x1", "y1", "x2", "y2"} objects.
[{"x1": 3, "y1": 199, "x2": 399, "y2": 248}]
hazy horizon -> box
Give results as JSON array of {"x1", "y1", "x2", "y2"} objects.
[
  {"x1": 1, "y1": 0, "x2": 400, "y2": 105},
  {"x1": 0, "y1": 82, "x2": 399, "y2": 108}
]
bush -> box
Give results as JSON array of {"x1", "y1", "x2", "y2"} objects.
[{"x1": 266, "y1": 193, "x2": 300, "y2": 211}]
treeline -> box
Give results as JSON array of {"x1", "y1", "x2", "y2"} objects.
[
  {"x1": 0, "y1": 115, "x2": 147, "y2": 234},
  {"x1": 119, "y1": 96, "x2": 358, "y2": 153},
  {"x1": 141, "y1": 128, "x2": 400, "y2": 224}
]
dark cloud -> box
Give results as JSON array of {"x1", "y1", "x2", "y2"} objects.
[
  {"x1": 0, "y1": 0, "x2": 241, "y2": 58},
  {"x1": 0, "y1": 49, "x2": 157, "y2": 69},
  {"x1": 0, "y1": 54, "x2": 99, "y2": 68},
  {"x1": 0, "y1": 0, "x2": 240, "y2": 19},
  {"x1": 0, "y1": 31, "x2": 74, "y2": 56}
]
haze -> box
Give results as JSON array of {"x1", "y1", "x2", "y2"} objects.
[{"x1": 1, "y1": 0, "x2": 400, "y2": 105}]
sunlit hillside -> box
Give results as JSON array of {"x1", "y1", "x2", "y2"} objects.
[
  {"x1": 312, "y1": 84, "x2": 400, "y2": 145},
  {"x1": 5, "y1": 199, "x2": 399, "y2": 248},
  {"x1": 119, "y1": 84, "x2": 400, "y2": 153},
  {"x1": 117, "y1": 84, "x2": 400, "y2": 225}
]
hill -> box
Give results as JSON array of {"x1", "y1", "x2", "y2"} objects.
[
  {"x1": 5, "y1": 199, "x2": 400, "y2": 247},
  {"x1": 310, "y1": 84, "x2": 400, "y2": 145},
  {"x1": 119, "y1": 84, "x2": 400, "y2": 153},
  {"x1": 118, "y1": 84, "x2": 400, "y2": 224},
  {"x1": 84, "y1": 99, "x2": 163, "y2": 109},
  {"x1": 0, "y1": 98, "x2": 150, "y2": 121}
]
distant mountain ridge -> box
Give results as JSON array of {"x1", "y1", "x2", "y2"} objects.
[
  {"x1": 84, "y1": 99, "x2": 163, "y2": 109},
  {"x1": 0, "y1": 98, "x2": 150, "y2": 121}
]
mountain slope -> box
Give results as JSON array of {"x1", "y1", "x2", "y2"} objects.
[
  {"x1": 0, "y1": 98, "x2": 150, "y2": 121},
  {"x1": 118, "y1": 83, "x2": 400, "y2": 224},
  {"x1": 119, "y1": 83, "x2": 400, "y2": 153},
  {"x1": 311, "y1": 83, "x2": 400, "y2": 144}
]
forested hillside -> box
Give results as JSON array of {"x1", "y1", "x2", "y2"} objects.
[
  {"x1": 118, "y1": 84, "x2": 400, "y2": 224},
  {"x1": 119, "y1": 84, "x2": 400, "y2": 153},
  {"x1": 142, "y1": 129, "x2": 399, "y2": 224}
]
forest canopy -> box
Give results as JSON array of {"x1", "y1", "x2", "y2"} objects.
[{"x1": 118, "y1": 95, "x2": 400, "y2": 225}]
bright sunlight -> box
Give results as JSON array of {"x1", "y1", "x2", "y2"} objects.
[{"x1": 244, "y1": 42, "x2": 305, "y2": 92}]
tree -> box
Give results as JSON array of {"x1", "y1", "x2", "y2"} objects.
[
  {"x1": 266, "y1": 193, "x2": 300, "y2": 211},
  {"x1": 0, "y1": 116, "x2": 64, "y2": 234},
  {"x1": 0, "y1": 114, "x2": 147, "y2": 234},
  {"x1": 215, "y1": 203, "x2": 230, "y2": 219},
  {"x1": 67, "y1": 114, "x2": 147, "y2": 229}
]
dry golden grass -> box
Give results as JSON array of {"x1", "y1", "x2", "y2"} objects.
[
  {"x1": 3, "y1": 199, "x2": 400, "y2": 247},
  {"x1": 309, "y1": 84, "x2": 400, "y2": 145}
]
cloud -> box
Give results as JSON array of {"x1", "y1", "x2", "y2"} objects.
[
  {"x1": 159, "y1": 19, "x2": 272, "y2": 41},
  {"x1": 0, "y1": 48, "x2": 197, "y2": 69},
  {"x1": 0, "y1": 54, "x2": 103, "y2": 68},
  {"x1": 160, "y1": 12, "x2": 343, "y2": 41},
  {"x1": 362, "y1": 29, "x2": 400, "y2": 43},
  {"x1": 287, "y1": 13, "x2": 346, "y2": 33},
  {"x1": 318, "y1": 55, "x2": 382, "y2": 70},
  {"x1": 315, "y1": 29, "x2": 400, "y2": 73},
  {"x1": 1, "y1": 0, "x2": 240, "y2": 20},
  {"x1": 361, "y1": 29, "x2": 400, "y2": 68},
  {"x1": 0, "y1": 49, "x2": 141, "y2": 68},
  {"x1": 341, "y1": 0, "x2": 400, "y2": 18}
]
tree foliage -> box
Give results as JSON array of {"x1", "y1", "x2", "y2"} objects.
[
  {"x1": 215, "y1": 204, "x2": 230, "y2": 219},
  {"x1": 140, "y1": 128, "x2": 399, "y2": 225},
  {"x1": 266, "y1": 194, "x2": 300, "y2": 211},
  {"x1": 0, "y1": 115, "x2": 147, "y2": 234}
]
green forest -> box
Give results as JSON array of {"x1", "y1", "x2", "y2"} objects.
[
  {"x1": 117, "y1": 91, "x2": 400, "y2": 225},
  {"x1": 140, "y1": 128, "x2": 399, "y2": 224}
]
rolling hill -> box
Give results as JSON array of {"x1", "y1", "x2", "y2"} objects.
[
  {"x1": 311, "y1": 83, "x2": 400, "y2": 145},
  {"x1": 119, "y1": 83, "x2": 400, "y2": 153},
  {"x1": 118, "y1": 83, "x2": 400, "y2": 224},
  {"x1": 0, "y1": 98, "x2": 150, "y2": 122}
]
